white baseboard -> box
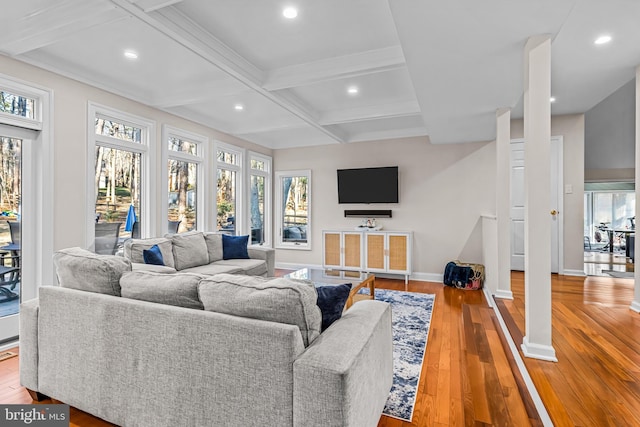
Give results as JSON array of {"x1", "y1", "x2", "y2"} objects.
[
  {"x1": 521, "y1": 337, "x2": 558, "y2": 362},
  {"x1": 0, "y1": 339, "x2": 19, "y2": 352},
  {"x1": 494, "y1": 289, "x2": 514, "y2": 300},
  {"x1": 409, "y1": 272, "x2": 443, "y2": 282},
  {"x1": 275, "y1": 262, "x2": 323, "y2": 271},
  {"x1": 488, "y1": 294, "x2": 555, "y2": 427},
  {"x1": 562, "y1": 269, "x2": 586, "y2": 277},
  {"x1": 630, "y1": 300, "x2": 640, "y2": 313},
  {"x1": 483, "y1": 288, "x2": 494, "y2": 308}
]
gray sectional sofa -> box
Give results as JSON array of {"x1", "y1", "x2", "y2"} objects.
[
  {"x1": 123, "y1": 231, "x2": 275, "y2": 277},
  {"x1": 20, "y1": 248, "x2": 394, "y2": 427}
]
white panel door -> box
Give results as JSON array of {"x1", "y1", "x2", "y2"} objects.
[{"x1": 510, "y1": 138, "x2": 561, "y2": 273}]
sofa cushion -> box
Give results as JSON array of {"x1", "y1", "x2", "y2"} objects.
[
  {"x1": 124, "y1": 238, "x2": 175, "y2": 269},
  {"x1": 316, "y1": 284, "x2": 352, "y2": 331},
  {"x1": 222, "y1": 234, "x2": 250, "y2": 260},
  {"x1": 132, "y1": 263, "x2": 177, "y2": 274},
  {"x1": 142, "y1": 244, "x2": 164, "y2": 265},
  {"x1": 213, "y1": 259, "x2": 268, "y2": 276},
  {"x1": 120, "y1": 270, "x2": 204, "y2": 310},
  {"x1": 203, "y1": 232, "x2": 223, "y2": 262},
  {"x1": 53, "y1": 247, "x2": 131, "y2": 296},
  {"x1": 198, "y1": 274, "x2": 322, "y2": 346},
  {"x1": 181, "y1": 263, "x2": 243, "y2": 275},
  {"x1": 169, "y1": 231, "x2": 209, "y2": 270}
]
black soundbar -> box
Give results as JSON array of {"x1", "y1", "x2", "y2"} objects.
[{"x1": 344, "y1": 210, "x2": 392, "y2": 218}]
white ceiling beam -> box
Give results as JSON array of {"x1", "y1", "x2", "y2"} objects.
[
  {"x1": 109, "y1": 0, "x2": 346, "y2": 143},
  {"x1": 128, "y1": 0, "x2": 184, "y2": 13},
  {"x1": 347, "y1": 126, "x2": 428, "y2": 143},
  {"x1": 263, "y1": 46, "x2": 406, "y2": 91},
  {"x1": 0, "y1": 2, "x2": 124, "y2": 56},
  {"x1": 319, "y1": 100, "x2": 421, "y2": 125}
]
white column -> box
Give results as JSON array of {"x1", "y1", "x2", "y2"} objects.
[
  {"x1": 632, "y1": 65, "x2": 640, "y2": 313},
  {"x1": 495, "y1": 108, "x2": 513, "y2": 300},
  {"x1": 522, "y1": 35, "x2": 557, "y2": 361}
]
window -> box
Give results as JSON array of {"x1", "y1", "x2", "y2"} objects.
[
  {"x1": 0, "y1": 90, "x2": 35, "y2": 120},
  {"x1": 0, "y1": 75, "x2": 53, "y2": 342},
  {"x1": 275, "y1": 170, "x2": 311, "y2": 250},
  {"x1": 163, "y1": 126, "x2": 206, "y2": 233},
  {"x1": 215, "y1": 142, "x2": 243, "y2": 235},
  {"x1": 89, "y1": 104, "x2": 154, "y2": 252},
  {"x1": 248, "y1": 152, "x2": 271, "y2": 245},
  {"x1": 584, "y1": 183, "x2": 635, "y2": 251}
]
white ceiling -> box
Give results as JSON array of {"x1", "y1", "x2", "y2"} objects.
[{"x1": 2, "y1": 0, "x2": 639, "y2": 148}]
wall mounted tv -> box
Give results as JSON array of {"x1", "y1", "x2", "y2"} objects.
[{"x1": 337, "y1": 166, "x2": 399, "y2": 204}]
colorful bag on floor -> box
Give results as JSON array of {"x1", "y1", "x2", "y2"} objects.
[{"x1": 443, "y1": 260, "x2": 484, "y2": 290}]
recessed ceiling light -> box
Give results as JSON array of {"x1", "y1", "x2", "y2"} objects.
[
  {"x1": 594, "y1": 35, "x2": 612, "y2": 45},
  {"x1": 234, "y1": 104, "x2": 244, "y2": 111},
  {"x1": 550, "y1": 96, "x2": 556, "y2": 103},
  {"x1": 283, "y1": 7, "x2": 298, "y2": 19},
  {"x1": 347, "y1": 86, "x2": 359, "y2": 95},
  {"x1": 124, "y1": 50, "x2": 138, "y2": 60}
]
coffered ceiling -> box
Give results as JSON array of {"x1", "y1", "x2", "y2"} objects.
[{"x1": 2, "y1": 0, "x2": 639, "y2": 148}]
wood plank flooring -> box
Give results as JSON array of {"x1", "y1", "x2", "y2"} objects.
[
  {"x1": 496, "y1": 272, "x2": 640, "y2": 427},
  {"x1": 4, "y1": 271, "x2": 633, "y2": 426}
]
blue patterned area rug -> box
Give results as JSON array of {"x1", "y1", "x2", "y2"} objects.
[{"x1": 358, "y1": 288, "x2": 435, "y2": 422}]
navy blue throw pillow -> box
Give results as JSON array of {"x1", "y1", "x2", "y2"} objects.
[
  {"x1": 316, "y1": 283, "x2": 352, "y2": 331},
  {"x1": 142, "y1": 244, "x2": 164, "y2": 266},
  {"x1": 222, "y1": 234, "x2": 250, "y2": 260}
]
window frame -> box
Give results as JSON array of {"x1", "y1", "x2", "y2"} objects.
[
  {"x1": 247, "y1": 151, "x2": 272, "y2": 247},
  {"x1": 161, "y1": 125, "x2": 207, "y2": 234},
  {"x1": 0, "y1": 73, "x2": 53, "y2": 309},
  {"x1": 87, "y1": 102, "x2": 156, "y2": 247},
  {"x1": 275, "y1": 169, "x2": 311, "y2": 250},
  {"x1": 214, "y1": 141, "x2": 245, "y2": 235}
]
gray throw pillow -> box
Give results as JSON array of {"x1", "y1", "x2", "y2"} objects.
[
  {"x1": 124, "y1": 238, "x2": 175, "y2": 269},
  {"x1": 53, "y1": 247, "x2": 131, "y2": 296},
  {"x1": 198, "y1": 274, "x2": 322, "y2": 346},
  {"x1": 120, "y1": 270, "x2": 204, "y2": 310},
  {"x1": 203, "y1": 232, "x2": 223, "y2": 263},
  {"x1": 169, "y1": 231, "x2": 209, "y2": 270}
]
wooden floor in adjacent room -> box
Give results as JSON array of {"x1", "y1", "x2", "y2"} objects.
[
  {"x1": 496, "y1": 272, "x2": 640, "y2": 427},
  {"x1": 2, "y1": 272, "x2": 637, "y2": 426}
]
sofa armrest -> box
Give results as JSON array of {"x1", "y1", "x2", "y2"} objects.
[
  {"x1": 247, "y1": 246, "x2": 275, "y2": 277},
  {"x1": 131, "y1": 262, "x2": 177, "y2": 274},
  {"x1": 293, "y1": 300, "x2": 393, "y2": 427},
  {"x1": 19, "y1": 298, "x2": 40, "y2": 392}
]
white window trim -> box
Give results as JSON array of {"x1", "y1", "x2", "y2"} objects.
[
  {"x1": 247, "y1": 151, "x2": 272, "y2": 247},
  {"x1": 0, "y1": 78, "x2": 43, "y2": 131},
  {"x1": 0, "y1": 73, "x2": 54, "y2": 310},
  {"x1": 214, "y1": 141, "x2": 245, "y2": 235},
  {"x1": 87, "y1": 102, "x2": 156, "y2": 246},
  {"x1": 275, "y1": 169, "x2": 311, "y2": 250},
  {"x1": 161, "y1": 125, "x2": 208, "y2": 234}
]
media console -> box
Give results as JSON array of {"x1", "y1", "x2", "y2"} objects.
[{"x1": 322, "y1": 229, "x2": 412, "y2": 284}]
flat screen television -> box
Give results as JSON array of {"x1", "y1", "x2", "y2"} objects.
[{"x1": 337, "y1": 166, "x2": 398, "y2": 204}]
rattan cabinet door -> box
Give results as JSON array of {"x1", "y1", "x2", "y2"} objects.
[{"x1": 365, "y1": 232, "x2": 386, "y2": 272}]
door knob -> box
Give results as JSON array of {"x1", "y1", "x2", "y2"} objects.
[{"x1": 550, "y1": 209, "x2": 557, "y2": 216}]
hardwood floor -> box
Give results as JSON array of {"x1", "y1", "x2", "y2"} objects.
[
  {"x1": 497, "y1": 272, "x2": 640, "y2": 427},
  {"x1": 1, "y1": 272, "x2": 635, "y2": 426}
]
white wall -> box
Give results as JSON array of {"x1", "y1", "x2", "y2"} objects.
[
  {"x1": 0, "y1": 54, "x2": 271, "y2": 251},
  {"x1": 584, "y1": 79, "x2": 635, "y2": 181},
  {"x1": 273, "y1": 137, "x2": 497, "y2": 278},
  {"x1": 511, "y1": 114, "x2": 585, "y2": 273}
]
